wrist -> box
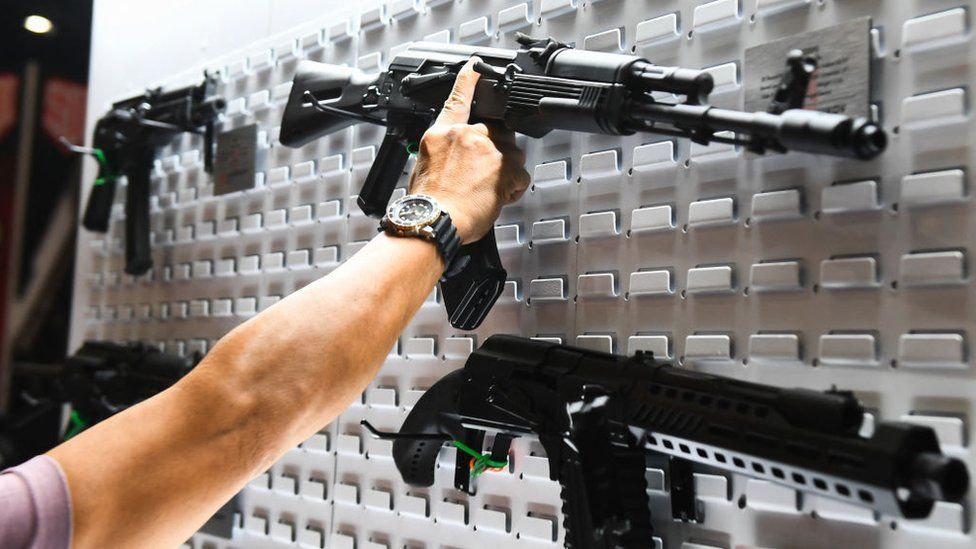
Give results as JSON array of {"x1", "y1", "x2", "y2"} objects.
[
  {"x1": 379, "y1": 231, "x2": 445, "y2": 270},
  {"x1": 429, "y1": 196, "x2": 473, "y2": 243},
  {"x1": 381, "y1": 193, "x2": 463, "y2": 268}
]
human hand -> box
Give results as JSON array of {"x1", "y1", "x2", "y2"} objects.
[{"x1": 408, "y1": 57, "x2": 531, "y2": 244}]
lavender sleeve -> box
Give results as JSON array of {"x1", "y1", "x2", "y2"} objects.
[{"x1": 0, "y1": 455, "x2": 73, "y2": 549}]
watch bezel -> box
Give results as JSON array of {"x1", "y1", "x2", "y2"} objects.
[{"x1": 384, "y1": 194, "x2": 443, "y2": 232}]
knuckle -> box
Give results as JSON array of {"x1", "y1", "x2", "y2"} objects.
[
  {"x1": 481, "y1": 139, "x2": 501, "y2": 156},
  {"x1": 487, "y1": 147, "x2": 505, "y2": 162},
  {"x1": 419, "y1": 133, "x2": 443, "y2": 152},
  {"x1": 458, "y1": 129, "x2": 484, "y2": 149},
  {"x1": 447, "y1": 123, "x2": 466, "y2": 139},
  {"x1": 422, "y1": 125, "x2": 448, "y2": 142}
]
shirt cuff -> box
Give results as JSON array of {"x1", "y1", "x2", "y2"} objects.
[{"x1": 6, "y1": 455, "x2": 73, "y2": 549}]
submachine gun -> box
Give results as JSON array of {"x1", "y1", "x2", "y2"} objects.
[
  {"x1": 66, "y1": 76, "x2": 225, "y2": 276},
  {"x1": 279, "y1": 35, "x2": 887, "y2": 330},
  {"x1": 363, "y1": 336, "x2": 967, "y2": 548}
]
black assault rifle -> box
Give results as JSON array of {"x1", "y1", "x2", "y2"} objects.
[
  {"x1": 280, "y1": 36, "x2": 887, "y2": 330},
  {"x1": 363, "y1": 336, "x2": 967, "y2": 548}
]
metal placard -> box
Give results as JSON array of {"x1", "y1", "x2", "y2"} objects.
[
  {"x1": 213, "y1": 124, "x2": 258, "y2": 196},
  {"x1": 744, "y1": 17, "x2": 871, "y2": 117}
]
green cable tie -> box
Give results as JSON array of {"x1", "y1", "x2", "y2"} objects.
[
  {"x1": 451, "y1": 440, "x2": 508, "y2": 478},
  {"x1": 405, "y1": 141, "x2": 420, "y2": 155},
  {"x1": 63, "y1": 410, "x2": 88, "y2": 440},
  {"x1": 92, "y1": 148, "x2": 107, "y2": 166},
  {"x1": 91, "y1": 148, "x2": 112, "y2": 185}
]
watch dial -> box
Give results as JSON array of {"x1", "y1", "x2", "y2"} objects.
[{"x1": 393, "y1": 197, "x2": 435, "y2": 226}]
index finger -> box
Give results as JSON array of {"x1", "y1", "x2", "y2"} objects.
[{"x1": 434, "y1": 57, "x2": 482, "y2": 127}]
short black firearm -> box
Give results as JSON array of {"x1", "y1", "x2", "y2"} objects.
[
  {"x1": 77, "y1": 75, "x2": 225, "y2": 276},
  {"x1": 279, "y1": 35, "x2": 887, "y2": 330},
  {"x1": 362, "y1": 336, "x2": 967, "y2": 548},
  {"x1": 0, "y1": 341, "x2": 197, "y2": 468}
]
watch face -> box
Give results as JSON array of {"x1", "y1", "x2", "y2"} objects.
[{"x1": 390, "y1": 195, "x2": 439, "y2": 228}]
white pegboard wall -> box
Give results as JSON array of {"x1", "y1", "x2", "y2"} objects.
[{"x1": 72, "y1": 1, "x2": 976, "y2": 548}]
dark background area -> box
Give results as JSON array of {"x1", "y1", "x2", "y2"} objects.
[
  {"x1": 1, "y1": 1, "x2": 92, "y2": 76},
  {"x1": 0, "y1": 1, "x2": 93, "y2": 463},
  {"x1": 1, "y1": 0, "x2": 92, "y2": 361}
]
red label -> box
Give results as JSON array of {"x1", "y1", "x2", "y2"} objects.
[
  {"x1": 0, "y1": 74, "x2": 18, "y2": 140},
  {"x1": 42, "y1": 77, "x2": 88, "y2": 151}
]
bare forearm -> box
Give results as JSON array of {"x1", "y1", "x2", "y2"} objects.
[
  {"x1": 208, "y1": 232, "x2": 443, "y2": 446},
  {"x1": 50, "y1": 233, "x2": 442, "y2": 548}
]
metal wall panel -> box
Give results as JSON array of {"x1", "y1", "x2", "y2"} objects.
[{"x1": 75, "y1": 1, "x2": 976, "y2": 547}]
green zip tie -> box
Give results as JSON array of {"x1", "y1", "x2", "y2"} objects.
[
  {"x1": 405, "y1": 141, "x2": 420, "y2": 155},
  {"x1": 91, "y1": 148, "x2": 111, "y2": 186},
  {"x1": 451, "y1": 440, "x2": 508, "y2": 478},
  {"x1": 63, "y1": 410, "x2": 88, "y2": 441}
]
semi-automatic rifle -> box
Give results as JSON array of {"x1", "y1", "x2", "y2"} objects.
[
  {"x1": 280, "y1": 36, "x2": 887, "y2": 329},
  {"x1": 364, "y1": 336, "x2": 967, "y2": 548}
]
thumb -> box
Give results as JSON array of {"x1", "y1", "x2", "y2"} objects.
[{"x1": 434, "y1": 57, "x2": 482, "y2": 126}]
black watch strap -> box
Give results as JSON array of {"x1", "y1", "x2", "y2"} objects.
[{"x1": 430, "y1": 212, "x2": 462, "y2": 273}]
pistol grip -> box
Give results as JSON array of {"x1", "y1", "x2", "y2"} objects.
[
  {"x1": 392, "y1": 369, "x2": 465, "y2": 487},
  {"x1": 123, "y1": 150, "x2": 154, "y2": 276},
  {"x1": 440, "y1": 230, "x2": 507, "y2": 330},
  {"x1": 358, "y1": 129, "x2": 413, "y2": 217},
  {"x1": 81, "y1": 166, "x2": 117, "y2": 233}
]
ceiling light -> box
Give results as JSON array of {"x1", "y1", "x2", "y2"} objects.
[{"x1": 24, "y1": 15, "x2": 54, "y2": 34}]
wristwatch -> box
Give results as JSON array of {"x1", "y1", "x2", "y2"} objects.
[{"x1": 380, "y1": 194, "x2": 462, "y2": 272}]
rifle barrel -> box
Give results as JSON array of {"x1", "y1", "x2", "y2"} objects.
[{"x1": 628, "y1": 101, "x2": 887, "y2": 159}]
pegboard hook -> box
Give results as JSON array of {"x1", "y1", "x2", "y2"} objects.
[{"x1": 360, "y1": 420, "x2": 450, "y2": 441}]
